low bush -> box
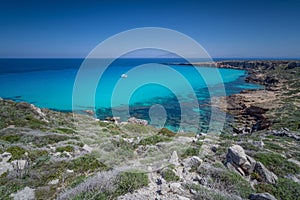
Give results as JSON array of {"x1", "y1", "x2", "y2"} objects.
[
  {"x1": 56, "y1": 145, "x2": 74, "y2": 153},
  {"x1": 68, "y1": 154, "x2": 108, "y2": 173},
  {"x1": 158, "y1": 128, "x2": 176, "y2": 137},
  {"x1": 256, "y1": 177, "x2": 300, "y2": 200},
  {"x1": 254, "y1": 152, "x2": 300, "y2": 176},
  {"x1": 6, "y1": 146, "x2": 26, "y2": 160},
  {"x1": 161, "y1": 168, "x2": 180, "y2": 182},
  {"x1": 180, "y1": 147, "x2": 200, "y2": 159},
  {"x1": 116, "y1": 171, "x2": 149, "y2": 195},
  {"x1": 138, "y1": 135, "x2": 171, "y2": 146}
]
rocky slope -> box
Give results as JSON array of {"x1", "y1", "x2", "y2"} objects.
[{"x1": 0, "y1": 60, "x2": 299, "y2": 200}]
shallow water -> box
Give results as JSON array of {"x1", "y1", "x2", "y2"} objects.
[{"x1": 0, "y1": 58, "x2": 261, "y2": 132}]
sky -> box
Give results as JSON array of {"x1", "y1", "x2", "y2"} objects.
[{"x1": 0, "y1": 0, "x2": 299, "y2": 58}]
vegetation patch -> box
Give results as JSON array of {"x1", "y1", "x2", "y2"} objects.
[
  {"x1": 56, "y1": 145, "x2": 74, "y2": 153},
  {"x1": 68, "y1": 154, "x2": 108, "y2": 173},
  {"x1": 255, "y1": 178, "x2": 300, "y2": 200},
  {"x1": 116, "y1": 171, "x2": 149, "y2": 195},
  {"x1": 180, "y1": 147, "x2": 200, "y2": 159},
  {"x1": 138, "y1": 135, "x2": 171, "y2": 146},
  {"x1": 53, "y1": 127, "x2": 75, "y2": 134},
  {"x1": 254, "y1": 152, "x2": 300, "y2": 177},
  {"x1": 263, "y1": 141, "x2": 285, "y2": 152},
  {"x1": 6, "y1": 146, "x2": 26, "y2": 160},
  {"x1": 158, "y1": 128, "x2": 176, "y2": 137},
  {"x1": 0, "y1": 134, "x2": 21, "y2": 143},
  {"x1": 161, "y1": 168, "x2": 180, "y2": 182},
  {"x1": 122, "y1": 123, "x2": 153, "y2": 134}
]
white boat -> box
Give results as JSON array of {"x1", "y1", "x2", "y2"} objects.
[{"x1": 121, "y1": 74, "x2": 128, "y2": 78}]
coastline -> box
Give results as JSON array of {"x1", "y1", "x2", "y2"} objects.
[
  {"x1": 166, "y1": 60, "x2": 300, "y2": 133},
  {"x1": 0, "y1": 60, "x2": 299, "y2": 199}
]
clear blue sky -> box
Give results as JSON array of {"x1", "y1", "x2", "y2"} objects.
[{"x1": 0, "y1": 0, "x2": 299, "y2": 58}]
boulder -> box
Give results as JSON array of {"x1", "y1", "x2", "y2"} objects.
[
  {"x1": 254, "y1": 162, "x2": 278, "y2": 184},
  {"x1": 181, "y1": 156, "x2": 202, "y2": 169},
  {"x1": 249, "y1": 193, "x2": 277, "y2": 200},
  {"x1": 285, "y1": 62, "x2": 298, "y2": 70},
  {"x1": 0, "y1": 152, "x2": 13, "y2": 176},
  {"x1": 226, "y1": 145, "x2": 257, "y2": 176},
  {"x1": 240, "y1": 155, "x2": 256, "y2": 174},
  {"x1": 11, "y1": 160, "x2": 28, "y2": 171},
  {"x1": 10, "y1": 186, "x2": 35, "y2": 200},
  {"x1": 226, "y1": 145, "x2": 247, "y2": 165}
]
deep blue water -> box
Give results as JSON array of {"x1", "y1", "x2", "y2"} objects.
[{"x1": 0, "y1": 58, "x2": 262, "y2": 132}]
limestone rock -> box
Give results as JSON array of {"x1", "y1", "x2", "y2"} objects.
[
  {"x1": 182, "y1": 156, "x2": 202, "y2": 169},
  {"x1": 226, "y1": 145, "x2": 247, "y2": 165},
  {"x1": 241, "y1": 155, "x2": 256, "y2": 175},
  {"x1": 11, "y1": 160, "x2": 28, "y2": 171},
  {"x1": 169, "y1": 151, "x2": 179, "y2": 166},
  {"x1": 128, "y1": 117, "x2": 148, "y2": 126},
  {"x1": 254, "y1": 162, "x2": 278, "y2": 184},
  {"x1": 249, "y1": 193, "x2": 277, "y2": 200},
  {"x1": 177, "y1": 195, "x2": 190, "y2": 200},
  {"x1": 10, "y1": 187, "x2": 35, "y2": 200},
  {"x1": 48, "y1": 179, "x2": 59, "y2": 185},
  {"x1": 169, "y1": 182, "x2": 182, "y2": 193},
  {"x1": 226, "y1": 145, "x2": 256, "y2": 176},
  {"x1": 0, "y1": 152, "x2": 13, "y2": 176}
]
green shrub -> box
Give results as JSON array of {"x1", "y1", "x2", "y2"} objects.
[
  {"x1": 198, "y1": 166, "x2": 254, "y2": 199},
  {"x1": 56, "y1": 145, "x2": 74, "y2": 153},
  {"x1": 32, "y1": 134, "x2": 74, "y2": 147},
  {"x1": 0, "y1": 134, "x2": 21, "y2": 143},
  {"x1": 264, "y1": 142, "x2": 285, "y2": 152},
  {"x1": 138, "y1": 135, "x2": 171, "y2": 146},
  {"x1": 6, "y1": 146, "x2": 26, "y2": 160},
  {"x1": 28, "y1": 149, "x2": 49, "y2": 161},
  {"x1": 240, "y1": 143, "x2": 260, "y2": 152},
  {"x1": 274, "y1": 178, "x2": 300, "y2": 200},
  {"x1": 72, "y1": 191, "x2": 108, "y2": 200},
  {"x1": 180, "y1": 147, "x2": 200, "y2": 159},
  {"x1": 116, "y1": 171, "x2": 149, "y2": 194},
  {"x1": 216, "y1": 171, "x2": 254, "y2": 198},
  {"x1": 255, "y1": 183, "x2": 275, "y2": 194},
  {"x1": 54, "y1": 127, "x2": 75, "y2": 134},
  {"x1": 162, "y1": 168, "x2": 180, "y2": 182},
  {"x1": 68, "y1": 154, "x2": 108, "y2": 173},
  {"x1": 122, "y1": 123, "x2": 152, "y2": 134},
  {"x1": 158, "y1": 128, "x2": 176, "y2": 137},
  {"x1": 254, "y1": 152, "x2": 300, "y2": 176},
  {"x1": 68, "y1": 175, "x2": 87, "y2": 188},
  {"x1": 99, "y1": 121, "x2": 110, "y2": 127}
]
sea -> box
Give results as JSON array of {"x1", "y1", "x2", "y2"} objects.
[{"x1": 0, "y1": 58, "x2": 262, "y2": 133}]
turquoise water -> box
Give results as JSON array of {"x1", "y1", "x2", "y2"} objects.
[{"x1": 0, "y1": 59, "x2": 261, "y2": 132}]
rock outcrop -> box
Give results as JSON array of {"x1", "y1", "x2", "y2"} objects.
[
  {"x1": 10, "y1": 186, "x2": 35, "y2": 200},
  {"x1": 249, "y1": 193, "x2": 277, "y2": 200},
  {"x1": 169, "y1": 151, "x2": 180, "y2": 166},
  {"x1": 226, "y1": 145, "x2": 277, "y2": 184},
  {"x1": 127, "y1": 117, "x2": 148, "y2": 126},
  {"x1": 226, "y1": 145, "x2": 256, "y2": 176},
  {"x1": 254, "y1": 162, "x2": 278, "y2": 184},
  {"x1": 181, "y1": 156, "x2": 202, "y2": 169}
]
